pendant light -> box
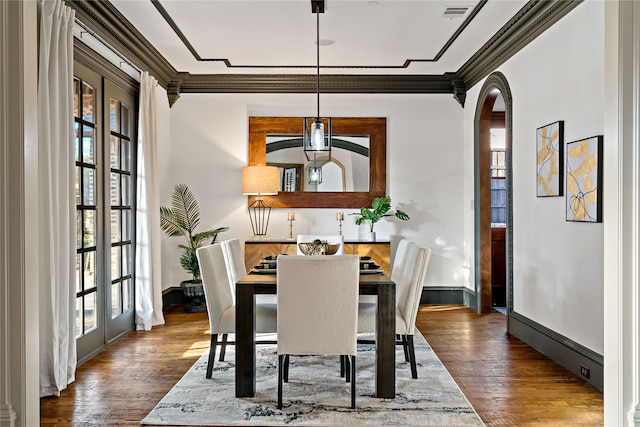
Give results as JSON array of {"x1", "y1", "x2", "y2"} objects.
[{"x1": 304, "y1": 0, "x2": 331, "y2": 162}]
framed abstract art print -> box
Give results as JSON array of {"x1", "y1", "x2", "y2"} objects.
[
  {"x1": 536, "y1": 121, "x2": 564, "y2": 197},
  {"x1": 565, "y1": 135, "x2": 603, "y2": 222}
]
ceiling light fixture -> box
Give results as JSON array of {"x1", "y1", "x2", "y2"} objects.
[{"x1": 304, "y1": 0, "x2": 331, "y2": 162}]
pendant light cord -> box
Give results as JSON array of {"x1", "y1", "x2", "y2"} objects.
[{"x1": 316, "y1": 6, "x2": 320, "y2": 121}]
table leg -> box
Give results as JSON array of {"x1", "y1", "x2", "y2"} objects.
[
  {"x1": 235, "y1": 284, "x2": 256, "y2": 397},
  {"x1": 376, "y1": 282, "x2": 395, "y2": 398}
]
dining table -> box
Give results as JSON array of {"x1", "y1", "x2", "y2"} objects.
[{"x1": 235, "y1": 268, "x2": 396, "y2": 399}]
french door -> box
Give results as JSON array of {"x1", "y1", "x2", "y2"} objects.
[{"x1": 74, "y1": 61, "x2": 137, "y2": 362}]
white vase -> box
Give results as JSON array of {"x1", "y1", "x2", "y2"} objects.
[{"x1": 366, "y1": 231, "x2": 376, "y2": 242}]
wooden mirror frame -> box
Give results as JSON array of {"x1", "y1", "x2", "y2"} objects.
[{"x1": 248, "y1": 117, "x2": 386, "y2": 208}]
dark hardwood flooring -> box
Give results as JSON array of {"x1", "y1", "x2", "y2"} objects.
[{"x1": 40, "y1": 304, "x2": 603, "y2": 426}]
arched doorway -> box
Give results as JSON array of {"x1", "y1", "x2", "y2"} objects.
[{"x1": 473, "y1": 72, "x2": 513, "y2": 314}]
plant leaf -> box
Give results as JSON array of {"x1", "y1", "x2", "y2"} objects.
[{"x1": 171, "y1": 183, "x2": 201, "y2": 235}]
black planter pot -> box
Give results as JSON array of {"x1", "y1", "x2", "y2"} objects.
[{"x1": 181, "y1": 280, "x2": 206, "y2": 313}]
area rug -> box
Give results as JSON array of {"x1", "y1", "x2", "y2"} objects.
[{"x1": 141, "y1": 332, "x2": 484, "y2": 426}]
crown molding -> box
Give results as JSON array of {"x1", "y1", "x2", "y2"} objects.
[
  {"x1": 167, "y1": 73, "x2": 462, "y2": 106},
  {"x1": 69, "y1": 0, "x2": 581, "y2": 107},
  {"x1": 457, "y1": 0, "x2": 583, "y2": 89}
]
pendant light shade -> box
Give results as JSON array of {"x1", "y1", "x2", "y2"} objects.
[
  {"x1": 308, "y1": 164, "x2": 323, "y2": 185},
  {"x1": 303, "y1": 117, "x2": 332, "y2": 161}
]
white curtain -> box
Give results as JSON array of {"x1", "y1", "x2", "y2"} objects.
[
  {"x1": 38, "y1": 0, "x2": 76, "y2": 397},
  {"x1": 135, "y1": 71, "x2": 165, "y2": 330}
]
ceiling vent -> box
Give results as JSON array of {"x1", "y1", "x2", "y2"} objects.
[{"x1": 443, "y1": 7, "x2": 471, "y2": 18}]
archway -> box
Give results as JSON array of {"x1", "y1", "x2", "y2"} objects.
[{"x1": 473, "y1": 72, "x2": 513, "y2": 314}]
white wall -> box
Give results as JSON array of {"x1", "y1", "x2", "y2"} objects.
[
  {"x1": 463, "y1": 2, "x2": 604, "y2": 354},
  {"x1": 160, "y1": 93, "x2": 466, "y2": 290}
]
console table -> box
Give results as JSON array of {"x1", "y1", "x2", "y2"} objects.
[{"x1": 244, "y1": 239, "x2": 391, "y2": 275}]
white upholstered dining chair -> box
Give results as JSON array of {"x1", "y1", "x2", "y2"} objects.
[
  {"x1": 221, "y1": 237, "x2": 276, "y2": 305},
  {"x1": 196, "y1": 242, "x2": 277, "y2": 378},
  {"x1": 276, "y1": 255, "x2": 360, "y2": 409},
  {"x1": 358, "y1": 239, "x2": 432, "y2": 379},
  {"x1": 296, "y1": 234, "x2": 345, "y2": 254}
]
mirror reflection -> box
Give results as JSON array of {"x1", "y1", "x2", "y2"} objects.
[
  {"x1": 266, "y1": 135, "x2": 370, "y2": 192},
  {"x1": 248, "y1": 117, "x2": 386, "y2": 209}
]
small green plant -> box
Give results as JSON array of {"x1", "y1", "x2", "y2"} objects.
[
  {"x1": 160, "y1": 183, "x2": 228, "y2": 281},
  {"x1": 351, "y1": 196, "x2": 409, "y2": 232}
]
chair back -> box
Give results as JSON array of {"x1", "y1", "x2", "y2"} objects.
[
  {"x1": 277, "y1": 255, "x2": 359, "y2": 356},
  {"x1": 393, "y1": 241, "x2": 432, "y2": 335},
  {"x1": 296, "y1": 234, "x2": 345, "y2": 255},
  {"x1": 391, "y1": 238, "x2": 411, "y2": 277},
  {"x1": 221, "y1": 238, "x2": 246, "y2": 304},
  {"x1": 196, "y1": 243, "x2": 234, "y2": 334}
]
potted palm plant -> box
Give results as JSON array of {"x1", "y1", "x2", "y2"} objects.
[
  {"x1": 351, "y1": 196, "x2": 409, "y2": 241},
  {"x1": 160, "y1": 183, "x2": 228, "y2": 312}
]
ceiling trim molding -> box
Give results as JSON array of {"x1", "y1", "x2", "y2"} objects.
[
  {"x1": 68, "y1": 0, "x2": 581, "y2": 108},
  {"x1": 457, "y1": 0, "x2": 583, "y2": 89},
  {"x1": 151, "y1": 0, "x2": 487, "y2": 70},
  {"x1": 166, "y1": 73, "x2": 464, "y2": 107},
  {"x1": 66, "y1": 0, "x2": 176, "y2": 88}
]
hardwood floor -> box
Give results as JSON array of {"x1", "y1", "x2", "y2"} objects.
[
  {"x1": 417, "y1": 305, "x2": 603, "y2": 426},
  {"x1": 40, "y1": 304, "x2": 603, "y2": 426}
]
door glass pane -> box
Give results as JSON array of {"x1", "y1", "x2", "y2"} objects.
[
  {"x1": 111, "y1": 283, "x2": 122, "y2": 317},
  {"x1": 82, "y1": 127, "x2": 95, "y2": 164},
  {"x1": 82, "y1": 82, "x2": 94, "y2": 122},
  {"x1": 76, "y1": 254, "x2": 82, "y2": 293},
  {"x1": 111, "y1": 210, "x2": 121, "y2": 242},
  {"x1": 122, "y1": 244, "x2": 131, "y2": 276},
  {"x1": 122, "y1": 212, "x2": 130, "y2": 241},
  {"x1": 111, "y1": 246, "x2": 121, "y2": 279},
  {"x1": 121, "y1": 104, "x2": 129, "y2": 137},
  {"x1": 110, "y1": 173, "x2": 120, "y2": 205},
  {"x1": 75, "y1": 122, "x2": 80, "y2": 161},
  {"x1": 76, "y1": 211, "x2": 82, "y2": 248},
  {"x1": 84, "y1": 251, "x2": 96, "y2": 290},
  {"x1": 74, "y1": 79, "x2": 80, "y2": 117},
  {"x1": 84, "y1": 292, "x2": 97, "y2": 332},
  {"x1": 83, "y1": 211, "x2": 95, "y2": 247},
  {"x1": 110, "y1": 98, "x2": 120, "y2": 132},
  {"x1": 121, "y1": 139, "x2": 130, "y2": 171},
  {"x1": 123, "y1": 278, "x2": 132, "y2": 310},
  {"x1": 83, "y1": 168, "x2": 95, "y2": 205},
  {"x1": 121, "y1": 175, "x2": 130, "y2": 205},
  {"x1": 75, "y1": 297, "x2": 83, "y2": 337},
  {"x1": 110, "y1": 135, "x2": 119, "y2": 169},
  {"x1": 75, "y1": 166, "x2": 81, "y2": 205}
]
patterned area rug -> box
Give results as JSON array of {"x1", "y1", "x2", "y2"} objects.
[{"x1": 142, "y1": 332, "x2": 484, "y2": 426}]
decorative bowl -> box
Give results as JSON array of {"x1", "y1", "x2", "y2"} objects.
[{"x1": 298, "y1": 241, "x2": 341, "y2": 256}]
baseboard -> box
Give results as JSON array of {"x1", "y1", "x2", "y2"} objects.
[
  {"x1": 508, "y1": 312, "x2": 603, "y2": 391},
  {"x1": 420, "y1": 286, "x2": 475, "y2": 305}
]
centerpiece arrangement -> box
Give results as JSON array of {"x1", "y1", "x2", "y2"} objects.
[{"x1": 298, "y1": 239, "x2": 341, "y2": 256}]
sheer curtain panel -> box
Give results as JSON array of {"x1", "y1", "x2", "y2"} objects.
[
  {"x1": 37, "y1": 0, "x2": 76, "y2": 397},
  {"x1": 135, "y1": 71, "x2": 164, "y2": 330}
]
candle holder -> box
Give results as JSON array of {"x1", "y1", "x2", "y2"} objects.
[
  {"x1": 336, "y1": 212, "x2": 344, "y2": 235},
  {"x1": 288, "y1": 212, "x2": 295, "y2": 239}
]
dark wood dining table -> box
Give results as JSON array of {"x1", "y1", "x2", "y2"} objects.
[{"x1": 235, "y1": 271, "x2": 396, "y2": 398}]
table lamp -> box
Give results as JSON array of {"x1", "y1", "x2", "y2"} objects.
[{"x1": 242, "y1": 165, "x2": 279, "y2": 236}]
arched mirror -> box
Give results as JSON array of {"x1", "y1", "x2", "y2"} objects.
[{"x1": 248, "y1": 117, "x2": 386, "y2": 208}]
